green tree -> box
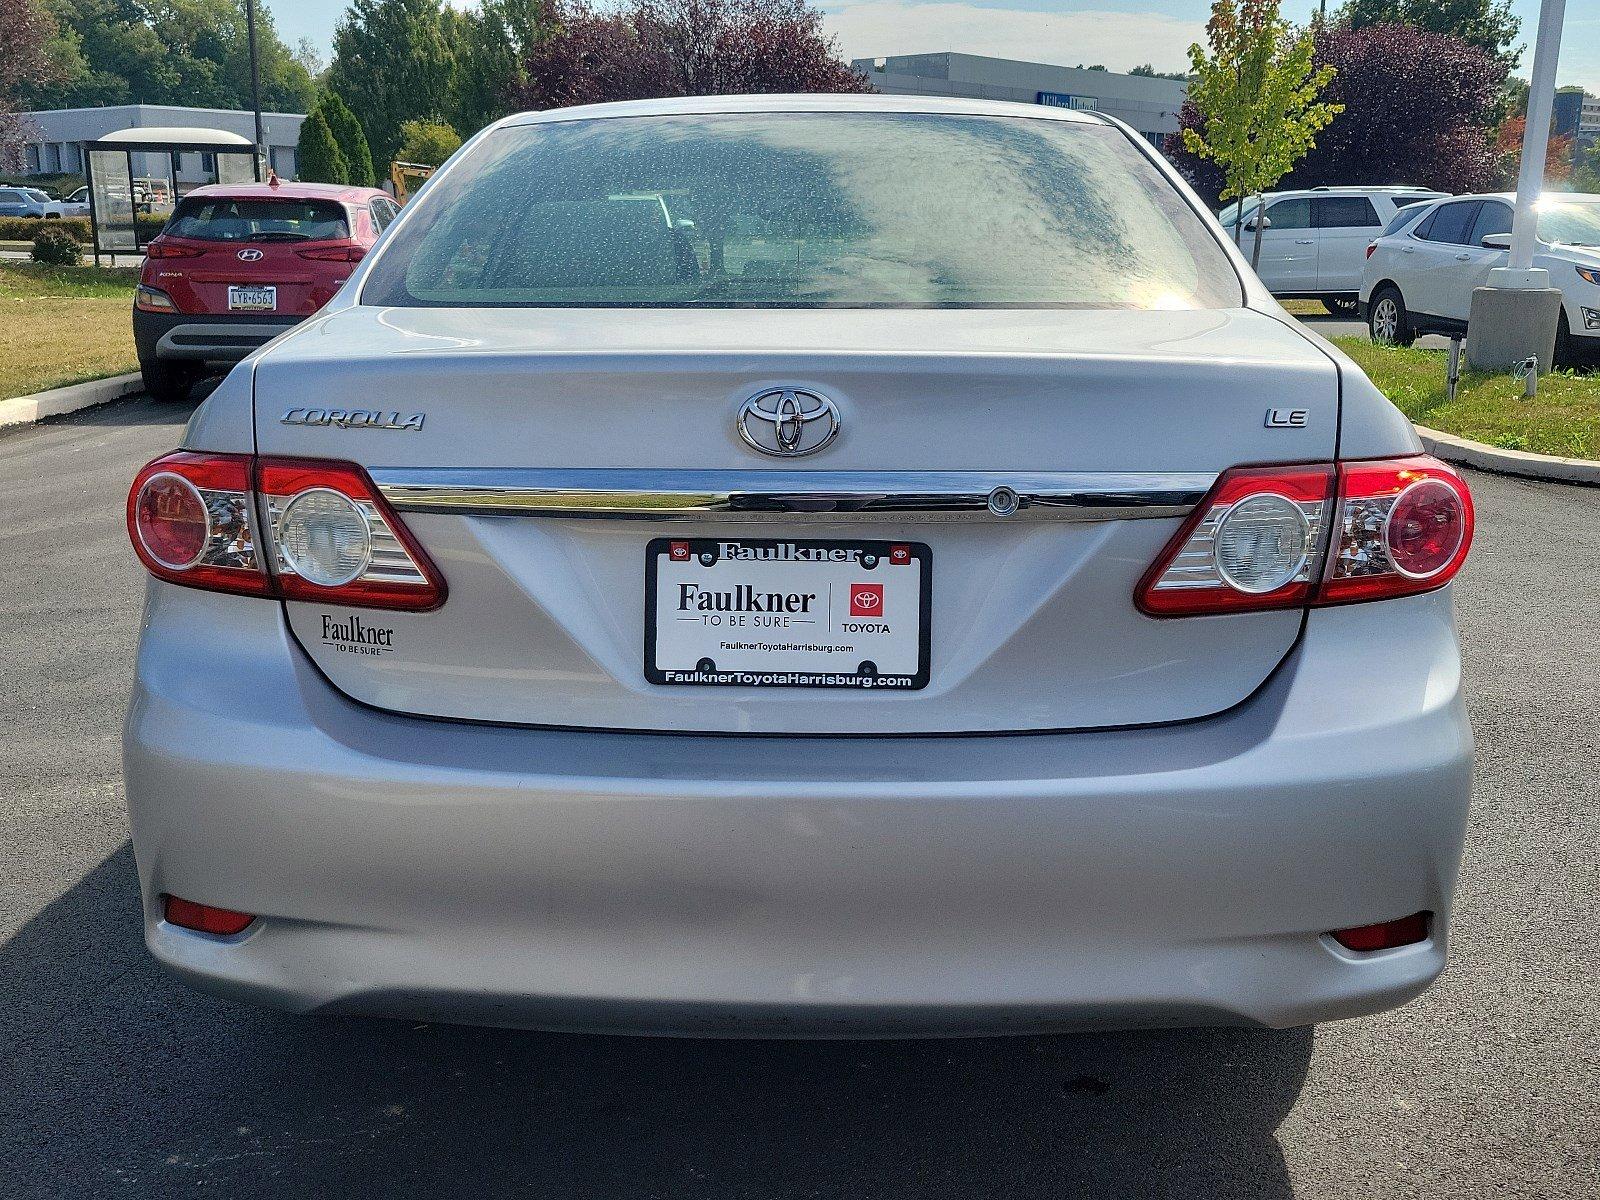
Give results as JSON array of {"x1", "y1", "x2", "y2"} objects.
[
  {"x1": 22, "y1": 0, "x2": 314, "y2": 111},
  {"x1": 396, "y1": 117, "x2": 459, "y2": 166},
  {"x1": 450, "y1": 0, "x2": 549, "y2": 136},
  {"x1": 296, "y1": 108, "x2": 348, "y2": 183},
  {"x1": 1339, "y1": 0, "x2": 1520, "y2": 69},
  {"x1": 318, "y1": 90, "x2": 374, "y2": 186},
  {"x1": 1182, "y1": 0, "x2": 1341, "y2": 267},
  {"x1": 326, "y1": 0, "x2": 457, "y2": 170}
]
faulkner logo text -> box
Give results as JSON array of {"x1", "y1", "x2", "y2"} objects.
[{"x1": 322, "y1": 614, "x2": 395, "y2": 655}]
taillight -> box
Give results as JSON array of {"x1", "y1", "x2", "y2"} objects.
[
  {"x1": 1365, "y1": 243, "x2": 1377, "y2": 259},
  {"x1": 164, "y1": 895, "x2": 255, "y2": 936},
  {"x1": 126, "y1": 452, "x2": 445, "y2": 610},
  {"x1": 1136, "y1": 464, "x2": 1335, "y2": 616},
  {"x1": 134, "y1": 284, "x2": 177, "y2": 312},
  {"x1": 145, "y1": 239, "x2": 204, "y2": 259},
  {"x1": 1318, "y1": 457, "x2": 1473, "y2": 605},
  {"x1": 295, "y1": 244, "x2": 366, "y2": 262},
  {"x1": 128, "y1": 452, "x2": 271, "y2": 595},
  {"x1": 1137, "y1": 455, "x2": 1471, "y2": 616}
]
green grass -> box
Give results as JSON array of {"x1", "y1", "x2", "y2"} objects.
[
  {"x1": 1335, "y1": 337, "x2": 1600, "y2": 461},
  {"x1": 0, "y1": 263, "x2": 140, "y2": 400}
]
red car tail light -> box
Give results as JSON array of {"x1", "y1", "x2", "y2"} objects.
[
  {"x1": 257, "y1": 458, "x2": 445, "y2": 610},
  {"x1": 1137, "y1": 456, "x2": 1472, "y2": 616},
  {"x1": 1365, "y1": 243, "x2": 1377, "y2": 259},
  {"x1": 145, "y1": 239, "x2": 205, "y2": 259},
  {"x1": 128, "y1": 452, "x2": 272, "y2": 595},
  {"x1": 164, "y1": 895, "x2": 255, "y2": 936},
  {"x1": 126, "y1": 452, "x2": 445, "y2": 610},
  {"x1": 1136, "y1": 464, "x2": 1336, "y2": 616},
  {"x1": 1330, "y1": 912, "x2": 1430, "y2": 952},
  {"x1": 295, "y1": 244, "x2": 366, "y2": 262},
  {"x1": 1317, "y1": 457, "x2": 1473, "y2": 605}
]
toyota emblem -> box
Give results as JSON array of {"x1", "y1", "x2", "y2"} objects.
[
  {"x1": 237, "y1": 248, "x2": 264, "y2": 262},
  {"x1": 736, "y1": 388, "x2": 841, "y2": 457}
]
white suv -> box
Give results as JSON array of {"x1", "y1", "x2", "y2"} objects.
[
  {"x1": 1361, "y1": 192, "x2": 1600, "y2": 366},
  {"x1": 1220, "y1": 186, "x2": 1447, "y2": 312}
]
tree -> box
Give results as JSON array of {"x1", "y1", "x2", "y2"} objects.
[
  {"x1": 1178, "y1": 0, "x2": 1340, "y2": 265},
  {"x1": 1129, "y1": 63, "x2": 1187, "y2": 80},
  {"x1": 1339, "y1": 0, "x2": 1520, "y2": 69},
  {"x1": 318, "y1": 90, "x2": 375, "y2": 186},
  {"x1": 327, "y1": 0, "x2": 457, "y2": 169},
  {"x1": 1, "y1": 0, "x2": 60, "y2": 173},
  {"x1": 450, "y1": 0, "x2": 551, "y2": 136},
  {"x1": 296, "y1": 109, "x2": 348, "y2": 183},
  {"x1": 396, "y1": 117, "x2": 460, "y2": 166},
  {"x1": 292, "y1": 35, "x2": 326, "y2": 79},
  {"x1": 515, "y1": 0, "x2": 868, "y2": 111},
  {"x1": 21, "y1": 0, "x2": 314, "y2": 112},
  {"x1": 1493, "y1": 113, "x2": 1573, "y2": 186},
  {"x1": 1283, "y1": 24, "x2": 1504, "y2": 194}
]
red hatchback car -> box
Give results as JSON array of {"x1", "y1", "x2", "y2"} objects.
[{"x1": 134, "y1": 180, "x2": 400, "y2": 400}]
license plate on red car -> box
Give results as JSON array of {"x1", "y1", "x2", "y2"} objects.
[
  {"x1": 227, "y1": 285, "x2": 277, "y2": 312},
  {"x1": 645, "y1": 538, "x2": 931, "y2": 690}
]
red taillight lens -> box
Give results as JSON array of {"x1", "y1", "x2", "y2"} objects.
[
  {"x1": 126, "y1": 452, "x2": 445, "y2": 610},
  {"x1": 295, "y1": 244, "x2": 366, "y2": 262},
  {"x1": 1317, "y1": 457, "x2": 1473, "y2": 605},
  {"x1": 1138, "y1": 456, "x2": 1472, "y2": 616},
  {"x1": 145, "y1": 239, "x2": 204, "y2": 259},
  {"x1": 164, "y1": 895, "x2": 255, "y2": 936},
  {"x1": 128, "y1": 452, "x2": 272, "y2": 595},
  {"x1": 1330, "y1": 912, "x2": 1430, "y2": 952},
  {"x1": 1136, "y1": 464, "x2": 1335, "y2": 616},
  {"x1": 1365, "y1": 243, "x2": 1377, "y2": 259}
]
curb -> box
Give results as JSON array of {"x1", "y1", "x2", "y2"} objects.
[
  {"x1": 1416, "y1": 424, "x2": 1600, "y2": 487},
  {"x1": 0, "y1": 372, "x2": 142, "y2": 431}
]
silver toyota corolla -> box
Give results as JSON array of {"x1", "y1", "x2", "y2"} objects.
[{"x1": 123, "y1": 95, "x2": 1474, "y2": 1035}]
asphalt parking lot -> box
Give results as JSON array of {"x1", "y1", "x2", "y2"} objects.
[{"x1": 3, "y1": 392, "x2": 1598, "y2": 1199}]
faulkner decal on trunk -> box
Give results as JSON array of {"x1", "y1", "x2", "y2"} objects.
[
  {"x1": 322, "y1": 614, "x2": 395, "y2": 655},
  {"x1": 281, "y1": 408, "x2": 426, "y2": 431}
]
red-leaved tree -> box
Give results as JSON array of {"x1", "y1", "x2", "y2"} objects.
[
  {"x1": 0, "y1": 0, "x2": 60, "y2": 173},
  {"x1": 516, "y1": 0, "x2": 869, "y2": 110},
  {"x1": 1168, "y1": 22, "x2": 1504, "y2": 203}
]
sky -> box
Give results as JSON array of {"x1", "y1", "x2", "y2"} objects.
[{"x1": 266, "y1": 0, "x2": 1599, "y2": 93}]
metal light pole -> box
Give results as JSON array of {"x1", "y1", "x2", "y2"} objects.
[
  {"x1": 245, "y1": 0, "x2": 266, "y2": 180},
  {"x1": 1466, "y1": 0, "x2": 1567, "y2": 373}
]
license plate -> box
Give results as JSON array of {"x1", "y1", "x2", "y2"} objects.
[
  {"x1": 646, "y1": 538, "x2": 930, "y2": 690},
  {"x1": 227, "y1": 285, "x2": 276, "y2": 311}
]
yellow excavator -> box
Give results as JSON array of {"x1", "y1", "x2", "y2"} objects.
[{"x1": 388, "y1": 161, "x2": 436, "y2": 204}]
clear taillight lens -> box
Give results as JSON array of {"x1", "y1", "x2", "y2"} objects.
[
  {"x1": 126, "y1": 452, "x2": 444, "y2": 610},
  {"x1": 1137, "y1": 455, "x2": 1472, "y2": 616}
]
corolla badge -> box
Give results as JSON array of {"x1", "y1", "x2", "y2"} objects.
[
  {"x1": 282, "y1": 407, "x2": 425, "y2": 431},
  {"x1": 737, "y1": 388, "x2": 841, "y2": 457},
  {"x1": 237, "y1": 248, "x2": 264, "y2": 262}
]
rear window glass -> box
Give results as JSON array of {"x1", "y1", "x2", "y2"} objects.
[
  {"x1": 165, "y1": 198, "x2": 349, "y2": 242},
  {"x1": 364, "y1": 113, "x2": 1242, "y2": 310}
]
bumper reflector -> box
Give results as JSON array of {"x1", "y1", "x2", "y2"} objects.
[
  {"x1": 164, "y1": 895, "x2": 255, "y2": 936},
  {"x1": 1330, "y1": 912, "x2": 1430, "y2": 952}
]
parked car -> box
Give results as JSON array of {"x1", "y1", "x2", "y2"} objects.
[
  {"x1": 133, "y1": 179, "x2": 401, "y2": 400},
  {"x1": 123, "y1": 95, "x2": 1475, "y2": 1036},
  {"x1": 57, "y1": 186, "x2": 92, "y2": 218},
  {"x1": 0, "y1": 186, "x2": 65, "y2": 218},
  {"x1": 1220, "y1": 186, "x2": 1448, "y2": 313},
  {"x1": 1362, "y1": 191, "x2": 1600, "y2": 365}
]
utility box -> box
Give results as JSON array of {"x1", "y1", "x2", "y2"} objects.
[{"x1": 1465, "y1": 287, "x2": 1563, "y2": 374}]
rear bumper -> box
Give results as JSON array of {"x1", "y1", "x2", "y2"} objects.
[
  {"x1": 133, "y1": 308, "x2": 300, "y2": 364},
  {"x1": 124, "y1": 587, "x2": 1472, "y2": 1035}
]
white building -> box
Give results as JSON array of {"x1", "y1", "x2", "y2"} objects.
[
  {"x1": 17, "y1": 104, "x2": 305, "y2": 181},
  {"x1": 853, "y1": 53, "x2": 1187, "y2": 150}
]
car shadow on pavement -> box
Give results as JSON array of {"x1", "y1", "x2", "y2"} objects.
[{"x1": 3, "y1": 846, "x2": 1312, "y2": 1199}]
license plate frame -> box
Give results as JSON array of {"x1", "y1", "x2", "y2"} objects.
[
  {"x1": 227, "y1": 285, "x2": 277, "y2": 312},
  {"x1": 645, "y1": 537, "x2": 931, "y2": 690}
]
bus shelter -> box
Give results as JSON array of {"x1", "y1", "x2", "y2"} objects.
[{"x1": 82, "y1": 127, "x2": 259, "y2": 264}]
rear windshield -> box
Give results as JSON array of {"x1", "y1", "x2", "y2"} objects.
[
  {"x1": 364, "y1": 113, "x2": 1242, "y2": 309},
  {"x1": 165, "y1": 198, "x2": 349, "y2": 242}
]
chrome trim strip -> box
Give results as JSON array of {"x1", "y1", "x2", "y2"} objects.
[{"x1": 371, "y1": 469, "x2": 1215, "y2": 522}]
